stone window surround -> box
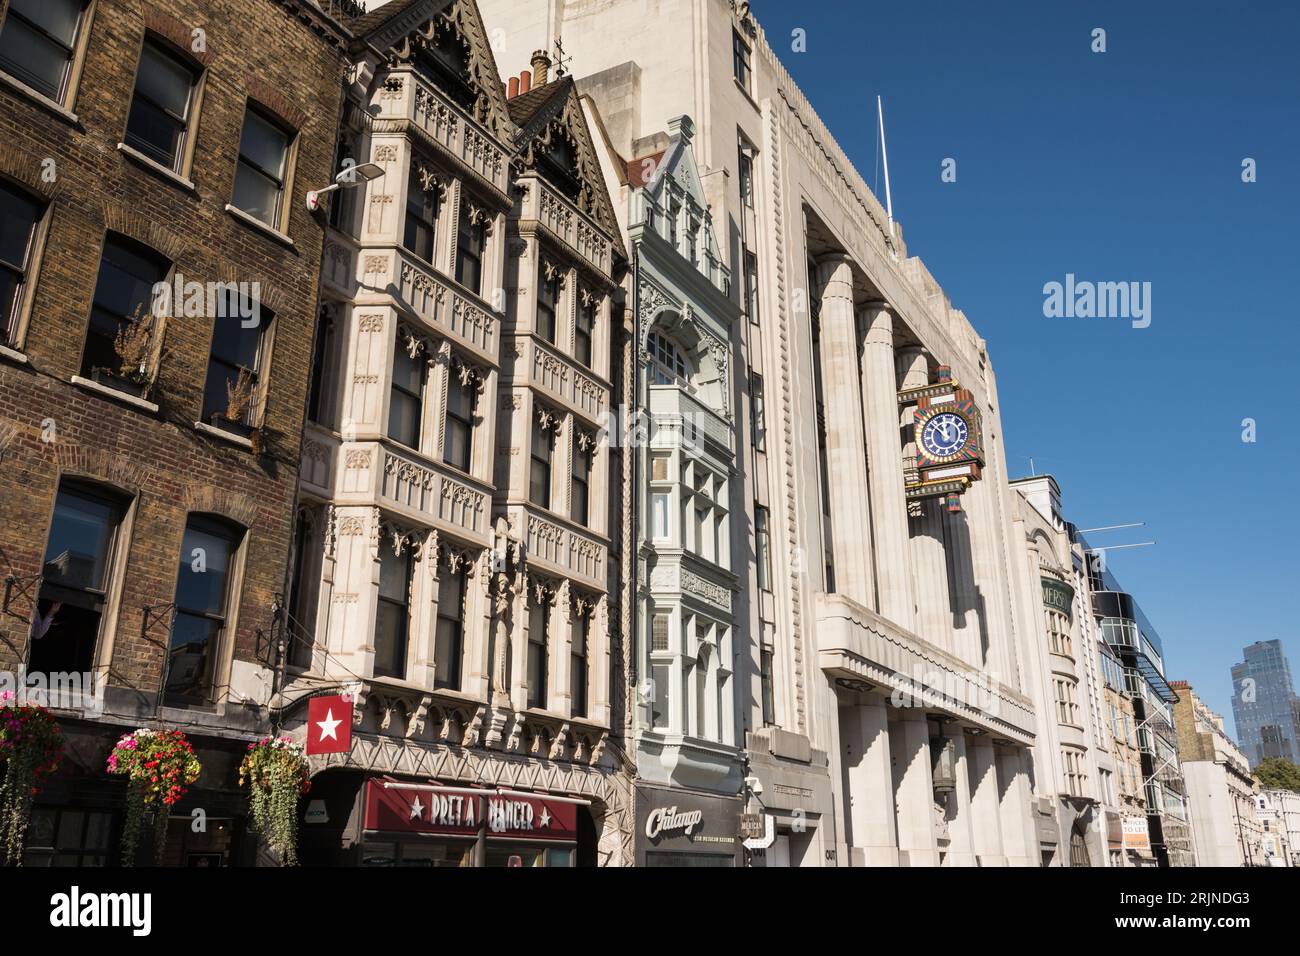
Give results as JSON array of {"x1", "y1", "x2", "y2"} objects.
[
  {"x1": 390, "y1": 322, "x2": 490, "y2": 483},
  {"x1": 643, "y1": 600, "x2": 734, "y2": 746},
  {"x1": 525, "y1": 397, "x2": 608, "y2": 540},
  {"x1": 531, "y1": 236, "x2": 610, "y2": 381}
]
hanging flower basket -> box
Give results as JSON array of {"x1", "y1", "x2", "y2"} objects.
[
  {"x1": 239, "y1": 736, "x2": 310, "y2": 866},
  {"x1": 107, "y1": 728, "x2": 201, "y2": 866},
  {"x1": 0, "y1": 692, "x2": 64, "y2": 866}
]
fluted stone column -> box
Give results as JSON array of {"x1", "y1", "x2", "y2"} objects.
[
  {"x1": 997, "y1": 746, "x2": 1035, "y2": 866},
  {"x1": 861, "y1": 302, "x2": 915, "y2": 629},
  {"x1": 942, "y1": 730, "x2": 977, "y2": 866},
  {"x1": 889, "y1": 709, "x2": 938, "y2": 866},
  {"x1": 841, "y1": 697, "x2": 899, "y2": 865},
  {"x1": 814, "y1": 255, "x2": 875, "y2": 607},
  {"x1": 969, "y1": 738, "x2": 1006, "y2": 865},
  {"x1": 898, "y1": 347, "x2": 954, "y2": 653}
]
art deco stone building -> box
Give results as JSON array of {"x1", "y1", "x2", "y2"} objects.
[
  {"x1": 483, "y1": 0, "x2": 1042, "y2": 866},
  {"x1": 0, "y1": 0, "x2": 350, "y2": 864},
  {"x1": 278, "y1": 0, "x2": 635, "y2": 866}
]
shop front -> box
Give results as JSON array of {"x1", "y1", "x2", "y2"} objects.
[
  {"x1": 301, "y1": 771, "x2": 593, "y2": 866},
  {"x1": 634, "y1": 784, "x2": 743, "y2": 867}
]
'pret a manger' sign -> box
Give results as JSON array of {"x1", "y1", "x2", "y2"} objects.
[{"x1": 363, "y1": 781, "x2": 578, "y2": 841}]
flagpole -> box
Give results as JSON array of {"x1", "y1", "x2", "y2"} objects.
[{"x1": 877, "y1": 95, "x2": 895, "y2": 245}]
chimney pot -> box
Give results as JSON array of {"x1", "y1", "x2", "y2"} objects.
[
  {"x1": 518, "y1": 70, "x2": 531, "y2": 94},
  {"x1": 508, "y1": 76, "x2": 520, "y2": 98},
  {"x1": 531, "y1": 49, "x2": 551, "y2": 87}
]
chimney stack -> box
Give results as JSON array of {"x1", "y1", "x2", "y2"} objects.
[{"x1": 531, "y1": 49, "x2": 551, "y2": 87}]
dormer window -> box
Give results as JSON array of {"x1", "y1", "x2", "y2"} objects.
[
  {"x1": 648, "y1": 331, "x2": 689, "y2": 387},
  {"x1": 415, "y1": 20, "x2": 475, "y2": 111}
]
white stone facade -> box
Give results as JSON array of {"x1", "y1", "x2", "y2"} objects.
[{"x1": 481, "y1": 0, "x2": 1041, "y2": 865}]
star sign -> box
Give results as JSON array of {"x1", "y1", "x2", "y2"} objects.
[
  {"x1": 316, "y1": 708, "x2": 341, "y2": 741},
  {"x1": 410, "y1": 797, "x2": 425, "y2": 820},
  {"x1": 538, "y1": 807, "x2": 551, "y2": 829}
]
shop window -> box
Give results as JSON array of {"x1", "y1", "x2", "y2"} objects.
[
  {"x1": 23, "y1": 807, "x2": 112, "y2": 867},
  {"x1": 29, "y1": 482, "x2": 126, "y2": 679},
  {"x1": 165, "y1": 515, "x2": 242, "y2": 707}
]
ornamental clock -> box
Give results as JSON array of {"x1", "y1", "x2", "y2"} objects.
[{"x1": 899, "y1": 366, "x2": 986, "y2": 513}]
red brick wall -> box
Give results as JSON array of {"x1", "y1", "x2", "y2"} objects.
[{"x1": 0, "y1": 0, "x2": 347, "y2": 704}]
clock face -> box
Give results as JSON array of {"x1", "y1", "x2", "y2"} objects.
[{"x1": 920, "y1": 411, "x2": 969, "y2": 459}]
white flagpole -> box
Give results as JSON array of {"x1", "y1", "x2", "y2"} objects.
[{"x1": 877, "y1": 95, "x2": 895, "y2": 245}]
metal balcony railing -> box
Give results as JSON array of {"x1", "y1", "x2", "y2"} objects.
[{"x1": 312, "y1": 0, "x2": 366, "y2": 21}]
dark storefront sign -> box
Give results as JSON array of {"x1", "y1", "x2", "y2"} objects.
[
  {"x1": 309, "y1": 778, "x2": 590, "y2": 867},
  {"x1": 1041, "y1": 577, "x2": 1074, "y2": 621},
  {"x1": 635, "y1": 784, "x2": 742, "y2": 867}
]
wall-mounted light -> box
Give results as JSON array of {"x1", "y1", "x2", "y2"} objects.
[{"x1": 305, "y1": 162, "x2": 385, "y2": 212}]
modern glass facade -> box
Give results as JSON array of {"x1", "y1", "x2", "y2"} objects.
[{"x1": 1230, "y1": 640, "x2": 1300, "y2": 767}]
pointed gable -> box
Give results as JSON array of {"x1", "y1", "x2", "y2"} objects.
[
  {"x1": 632, "y1": 115, "x2": 726, "y2": 294},
  {"x1": 509, "y1": 77, "x2": 624, "y2": 254},
  {"x1": 356, "y1": 0, "x2": 514, "y2": 144}
]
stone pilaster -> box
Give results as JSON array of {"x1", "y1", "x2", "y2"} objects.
[
  {"x1": 889, "y1": 709, "x2": 939, "y2": 866},
  {"x1": 969, "y1": 738, "x2": 1007, "y2": 865},
  {"x1": 860, "y1": 302, "x2": 915, "y2": 629},
  {"x1": 942, "y1": 729, "x2": 977, "y2": 866},
  {"x1": 813, "y1": 255, "x2": 874, "y2": 607},
  {"x1": 841, "y1": 697, "x2": 899, "y2": 865},
  {"x1": 997, "y1": 746, "x2": 1036, "y2": 866}
]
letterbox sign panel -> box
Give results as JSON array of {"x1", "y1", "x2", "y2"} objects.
[
  {"x1": 635, "y1": 785, "x2": 742, "y2": 853},
  {"x1": 1041, "y1": 577, "x2": 1075, "y2": 623},
  {"x1": 363, "y1": 781, "x2": 578, "y2": 842}
]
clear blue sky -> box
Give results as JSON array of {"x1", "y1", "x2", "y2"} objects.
[{"x1": 750, "y1": 0, "x2": 1300, "y2": 736}]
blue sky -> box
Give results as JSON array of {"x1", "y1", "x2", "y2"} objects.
[{"x1": 750, "y1": 0, "x2": 1300, "y2": 735}]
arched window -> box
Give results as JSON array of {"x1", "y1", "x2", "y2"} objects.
[{"x1": 647, "y1": 330, "x2": 689, "y2": 386}]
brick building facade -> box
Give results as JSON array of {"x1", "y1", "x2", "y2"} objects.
[{"x1": 0, "y1": 0, "x2": 350, "y2": 865}]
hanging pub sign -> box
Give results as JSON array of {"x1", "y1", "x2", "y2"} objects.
[
  {"x1": 306, "y1": 695, "x2": 353, "y2": 755},
  {"x1": 899, "y1": 365, "x2": 985, "y2": 512},
  {"x1": 363, "y1": 781, "x2": 579, "y2": 842}
]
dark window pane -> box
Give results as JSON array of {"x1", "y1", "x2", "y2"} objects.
[
  {"x1": 374, "y1": 602, "x2": 407, "y2": 678},
  {"x1": 232, "y1": 163, "x2": 281, "y2": 225},
  {"x1": 125, "y1": 44, "x2": 193, "y2": 170},
  {"x1": 238, "y1": 111, "x2": 287, "y2": 178},
  {"x1": 527, "y1": 601, "x2": 547, "y2": 709},
  {"x1": 174, "y1": 521, "x2": 235, "y2": 615},
  {"x1": 0, "y1": 183, "x2": 41, "y2": 267},
  {"x1": 42, "y1": 487, "x2": 117, "y2": 590},
  {"x1": 27, "y1": 599, "x2": 99, "y2": 676},
  {"x1": 378, "y1": 548, "x2": 409, "y2": 602},
  {"x1": 0, "y1": 18, "x2": 71, "y2": 100},
  {"x1": 434, "y1": 570, "x2": 463, "y2": 689},
  {"x1": 9, "y1": 0, "x2": 81, "y2": 46},
  {"x1": 166, "y1": 611, "x2": 220, "y2": 704},
  {"x1": 82, "y1": 237, "x2": 168, "y2": 377}
]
